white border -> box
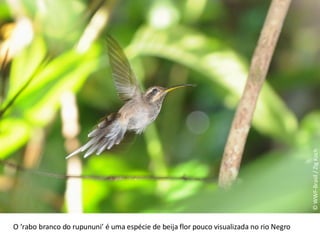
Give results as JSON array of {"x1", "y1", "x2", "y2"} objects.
[{"x1": 0, "y1": 214, "x2": 318, "y2": 239}]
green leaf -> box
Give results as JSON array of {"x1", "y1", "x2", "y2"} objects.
[
  {"x1": 7, "y1": 37, "x2": 47, "y2": 101},
  {"x1": 296, "y1": 111, "x2": 320, "y2": 148},
  {"x1": 165, "y1": 160, "x2": 213, "y2": 202},
  {"x1": 9, "y1": 42, "x2": 100, "y2": 125},
  {"x1": 0, "y1": 118, "x2": 31, "y2": 158}
]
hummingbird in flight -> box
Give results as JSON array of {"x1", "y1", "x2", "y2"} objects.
[{"x1": 66, "y1": 35, "x2": 194, "y2": 159}]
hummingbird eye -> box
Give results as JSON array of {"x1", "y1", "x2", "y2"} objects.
[
  {"x1": 146, "y1": 87, "x2": 160, "y2": 97},
  {"x1": 144, "y1": 87, "x2": 163, "y2": 103},
  {"x1": 150, "y1": 87, "x2": 159, "y2": 95}
]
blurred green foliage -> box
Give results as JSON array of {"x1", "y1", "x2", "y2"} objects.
[{"x1": 0, "y1": 0, "x2": 319, "y2": 213}]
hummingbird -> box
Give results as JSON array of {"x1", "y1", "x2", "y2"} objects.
[{"x1": 66, "y1": 35, "x2": 195, "y2": 159}]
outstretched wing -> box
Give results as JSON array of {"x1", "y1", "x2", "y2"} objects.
[{"x1": 107, "y1": 35, "x2": 141, "y2": 101}]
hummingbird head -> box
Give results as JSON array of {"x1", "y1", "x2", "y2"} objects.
[{"x1": 144, "y1": 84, "x2": 195, "y2": 104}]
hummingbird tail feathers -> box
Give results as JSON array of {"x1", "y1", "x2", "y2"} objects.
[{"x1": 65, "y1": 113, "x2": 126, "y2": 159}]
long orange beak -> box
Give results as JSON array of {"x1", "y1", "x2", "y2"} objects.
[{"x1": 164, "y1": 84, "x2": 196, "y2": 94}]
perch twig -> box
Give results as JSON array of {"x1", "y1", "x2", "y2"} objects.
[{"x1": 218, "y1": 0, "x2": 292, "y2": 188}]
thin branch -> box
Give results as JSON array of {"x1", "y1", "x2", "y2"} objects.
[
  {"x1": 0, "y1": 49, "x2": 10, "y2": 104},
  {"x1": 218, "y1": 0, "x2": 292, "y2": 188},
  {"x1": 1, "y1": 160, "x2": 216, "y2": 182},
  {"x1": 0, "y1": 57, "x2": 50, "y2": 118}
]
